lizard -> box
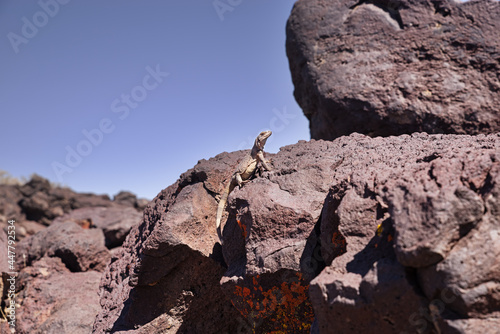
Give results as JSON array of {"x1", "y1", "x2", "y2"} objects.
[{"x1": 216, "y1": 130, "x2": 272, "y2": 242}]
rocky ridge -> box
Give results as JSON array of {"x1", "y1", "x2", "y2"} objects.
[
  {"x1": 0, "y1": 176, "x2": 146, "y2": 333},
  {"x1": 93, "y1": 133, "x2": 500, "y2": 333}
]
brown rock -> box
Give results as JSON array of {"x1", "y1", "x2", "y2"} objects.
[
  {"x1": 53, "y1": 206, "x2": 142, "y2": 249},
  {"x1": 15, "y1": 256, "x2": 102, "y2": 334},
  {"x1": 93, "y1": 133, "x2": 500, "y2": 333},
  {"x1": 417, "y1": 165, "x2": 500, "y2": 318},
  {"x1": 113, "y1": 191, "x2": 137, "y2": 207},
  {"x1": 1, "y1": 174, "x2": 116, "y2": 228},
  {"x1": 93, "y1": 148, "x2": 315, "y2": 333},
  {"x1": 93, "y1": 176, "x2": 244, "y2": 333},
  {"x1": 304, "y1": 133, "x2": 500, "y2": 333},
  {"x1": 17, "y1": 221, "x2": 110, "y2": 272},
  {"x1": 18, "y1": 174, "x2": 51, "y2": 197},
  {"x1": 113, "y1": 191, "x2": 149, "y2": 211},
  {"x1": 286, "y1": 0, "x2": 500, "y2": 140},
  {"x1": 0, "y1": 184, "x2": 23, "y2": 223},
  {"x1": 18, "y1": 191, "x2": 50, "y2": 222},
  {"x1": 17, "y1": 220, "x2": 46, "y2": 240}
]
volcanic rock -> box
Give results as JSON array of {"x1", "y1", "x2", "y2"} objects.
[
  {"x1": 0, "y1": 174, "x2": 145, "y2": 243},
  {"x1": 93, "y1": 133, "x2": 500, "y2": 333},
  {"x1": 93, "y1": 152, "x2": 249, "y2": 334},
  {"x1": 15, "y1": 256, "x2": 102, "y2": 334},
  {"x1": 286, "y1": 0, "x2": 500, "y2": 140},
  {"x1": 0, "y1": 174, "x2": 147, "y2": 332},
  {"x1": 113, "y1": 191, "x2": 149, "y2": 211},
  {"x1": 17, "y1": 221, "x2": 110, "y2": 272},
  {"x1": 53, "y1": 206, "x2": 142, "y2": 249},
  {"x1": 0, "y1": 184, "x2": 23, "y2": 226}
]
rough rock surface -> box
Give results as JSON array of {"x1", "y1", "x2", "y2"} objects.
[
  {"x1": 93, "y1": 149, "x2": 320, "y2": 333},
  {"x1": 17, "y1": 221, "x2": 111, "y2": 273},
  {"x1": 0, "y1": 174, "x2": 148, "y2": 237},
  {"x1": 0, "y1": 184, "x2": 23, "y2": 226},
  {"x1": 17, "y1": 175, "x2": 113, "y2": 225},
  {"x1": 53, "y1": 206, "x2": 142, "y2": 249},
  {"x1": 93, "y1": 151, "x2": 251, "y2": 334},
  {"x1": 0, "y1": 175, "x2": 148, "y2": 332},
  {"x1": 114, "y1": 191, "x2": 149, "y2": 211},
  {"x1": 307, "y1": 133, "x2": 500, "y2": 333},
  {"x1": 93, "y1": 133, "x2": 500, "y2": 333},
  {"x1": 286, "y1": 0, "x2": 500, "y2": 140},
  {"x1": 15, "y1": 257, "x2": 102, "y2": 334}
]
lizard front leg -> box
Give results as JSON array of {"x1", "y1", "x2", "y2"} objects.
[
  {"x1": 235, "y1": 173, "x2": 244, "y2": 187},
  {"x1": 257, "y1": 151, "x2": 272, "y2": 171}
]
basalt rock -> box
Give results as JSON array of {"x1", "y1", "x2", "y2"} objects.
[
  {"x1": 114, "y1": 191, "x2": 149, "y2": 211},
  {"x1": 17, "y1": 221, "x2": 110, "y2": 272},
  {"x1": 93, "y1": 151, "x2": 249, "y2": 334},
  {"x1": 0, "y1": 175, "x2": 147, "y2": 332},
  {"x1": 307, "y1": 133, "x2": 500, "y2": 333},
  {"x1": 15, "y1": 257, "x2": 102, "y2": 334},
  {"x1": 93, "y1": 133, "x2": 500, "y2": 333},
  {"x1": 0, "y1": 174, "x2": 146, "y2": 241},
  {"x1": 286, "y1": 0, "x2": 500, "y2": 140},
  {"x1": 53, "y1": 206, "x2": 143, "y2": 249}
]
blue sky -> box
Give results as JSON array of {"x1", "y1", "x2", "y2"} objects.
[{"x1": 0, "y1": 0, "x2": 310, "y2": 199}]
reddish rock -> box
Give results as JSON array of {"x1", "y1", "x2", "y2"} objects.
[
  {"x1": 93, "y1": 134, "x2": 500, "y2": 333},
  {"x1": 16, "y1": 220, "x2": 46, "y2": 240},
  {"x1": 17, "y1": 221, "x2": 110, "y2": 272},
  {"x1": 0, "y1": 184, "x2": 23, "y2": 224},
  {"x1": 0, "y1": 174, "x2": 146, "y2": 332},
  {"x1": 305, "y1": 133, "x2": 500, "y2": 333},
  {"x1": 286, "y1": 0, "x2": 500, "y2": 140},
  {"x1": 93, "y1": 152, "x2": 247, "y2": 333},
  {"x1": 15, "y1": 256, "x2": 102, "y2": 334},
  {"x1": 0, "y1": 174, "x2": 145, "y2": 242},
  {"x1": 113, "y1": 191, "x2": 149, "y2": 211},
  {"x1": 0, "y1": 229, "x2": 10, "y2": 332},
  {"x1": 53, "y1": 206, "x2": 142, "y2": 249}
]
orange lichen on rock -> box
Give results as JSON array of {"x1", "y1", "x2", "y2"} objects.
[
  {"x1": 236, "y1": 219, "x2": 248, "y2": 238},
  {"x1": 231, "y1": 272, "x2": 314, "y2": 333},
  {"x1": 332, "y1": 230, "x2": 346, "y2": 249}
]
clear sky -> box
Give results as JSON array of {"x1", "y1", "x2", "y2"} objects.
[{"x1": 0, "y1": 0, "x2": 310, "y2": 199}]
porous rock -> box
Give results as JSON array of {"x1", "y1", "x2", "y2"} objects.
[
  {"x1": 307, "y1": 133, "x2": 500, "y2": 333},
  {"x1": 0, "y1": 174, "x2": 144, "y2": 236},
  {"x1": 93, "y1": 151, "x2": 248, "y2": 334},
  {"x1": 15, "y1": 257, "x2": 102, "y2": 334},
  {"x1": 113, "y1": 191, "x2": 149, "y2": 211},
  {"x1": 0, "y1": 184, "x2": 22, "y2": 225},
  {"x1": 17, "y1": 221, "x2": 110, "y2": 272},
  {"x1": 94, "y1": 133, "x2": 500, "y2": 333},
  {"x1": 53, "y1": 206, "x2": 142, "y2": 249},
  {"x1": 286, "y1": 0, "x2": 500, "y2": 140}
]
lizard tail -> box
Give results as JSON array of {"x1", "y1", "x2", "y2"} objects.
[{"x1": 216, "y1": 182, "x2": 233, "y2": 242}]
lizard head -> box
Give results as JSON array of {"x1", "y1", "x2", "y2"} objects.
[{"x1": 255, "y1": 130, "x2": 272, "y2": 149}]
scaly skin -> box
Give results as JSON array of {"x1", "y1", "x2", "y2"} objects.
[{"x1": 216, "y1": 131, "x2": 272, "y2": 242}]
